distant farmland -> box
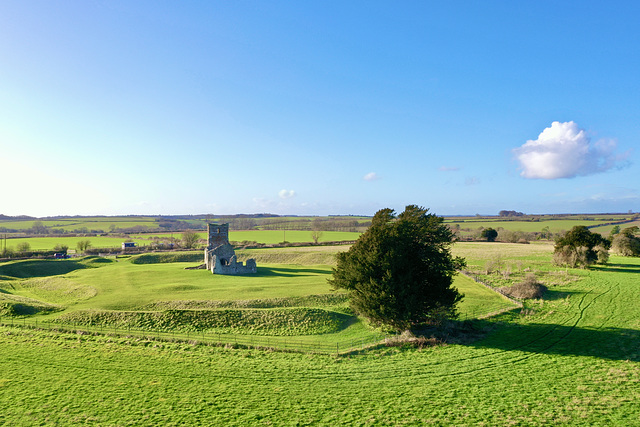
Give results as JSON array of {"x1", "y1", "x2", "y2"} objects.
[{"x1": 0, "y1": 242, "x2": 637, "y2": 424}]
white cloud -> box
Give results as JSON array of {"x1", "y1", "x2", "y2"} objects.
[
  {"x1": 363, "y1": 172, "x2": 379, "y2": 181},
  {"x1": 278, "y1": 189, "x2": 296, "y2": 199},
  {"x1": 514, "y1": 121, "x2": 629, "y2": 179}
]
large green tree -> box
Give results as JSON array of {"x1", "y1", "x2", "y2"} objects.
[
  {"x1": 329, "y1": 205, "x2": 465, "y2": 331},
  {"x1": 553, "y1": 225, "x2": 610, "y2": 267},
  {"x1": 611, "y1": 226, "x2": 640, "y2": 257},
  {"x1": 481, "y1": 227, "x2": 498, "y2": 242}
]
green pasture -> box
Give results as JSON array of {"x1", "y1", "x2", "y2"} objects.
[
  {"x1": 454, "y1": 241, "x2": 555, "y2": 268},
  {"x1": 131, "y1": 230, "x2": 361, "y2": 244},
  {"x1": 449, "y1": 218, "x2": 613, "y2": 233},
  {"x1": 231, "y1": 229, "x2": 360, "y2": 243},
  {"x1": 1, "y1": 235, "x2": 150, "y2": 251},
  {"x1": 591, "y1": 218, "x2": 640, "y2": 235},
  {"x1": 0, "y1": 246, "x2": 514, "y2": 321},
  {"x1": 0, "y1": 250, "x2": 638, "y2": 424},
  {"x1": 0, "y1": 217, "x2": 158, "y2": 232}
]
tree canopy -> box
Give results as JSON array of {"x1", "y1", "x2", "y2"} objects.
[
  {"x1": 481, "y1": 227, "x2": 498, "y2": 242},
  {"x1": 553, "y1": 225, "x2": 610, "y2": 267},
  {"x1": 329, "y1": 205, "x2": 465, "y2": 331},
  {"x1": 181, "y1": 230, "x2": 200, "y2": 249},
  {"x1": 611, "y1": 226, "x2": 640, "y2": 257}
]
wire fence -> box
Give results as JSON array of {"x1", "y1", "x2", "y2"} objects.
[
  {"x1": 1, "y1": 275, "x2": 521, "y2": 355},
  {"x1": 0, "y1": 316, "x2": 391, "y2": 356}
]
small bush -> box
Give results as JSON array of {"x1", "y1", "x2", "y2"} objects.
[
  {"x1": 385, "y1": 330, "x2": 442, "y2": 349},
  {"x1": 595, "y1": 245, "x2": 610, "y2": 264},
  {"x1": 500, "y1": 274, "x2": 547, "y2": 299}
]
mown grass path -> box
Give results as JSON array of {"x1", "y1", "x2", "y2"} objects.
[{"x1": 1, "y1": 257, "x2": 638, "y2": 425}]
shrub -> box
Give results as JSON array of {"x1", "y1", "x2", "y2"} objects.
[
  {"x1": 611, "y1": 227, "x2": 640, "y2": 257},
  {"x1": 16, "y1": 242, "x2": 31, "y2": 254},
  {"x1": 481, "y1": 228, "x2": 498, "y2": 242},
  {"x1": 484, "y1": 254, "x2": 503, "y2": 274},
  {"x1": 53, "y1": 244, "x2": 69, "y2": 254},
  {"x1": 0, "y1": 247, "x2": 15, "y2": 258},
  {"x1": 500, "y1": 274, "x2": 547, "y2": 299},
  {"x1": 553, "y1": 226, "x2": 610, "y2": 268},
  {"x1": 76, "y1": 240, "x2": 92, "y2": 253},
  {"x1": 595, "y1": 244, "x2": 610, "y2": 264}
]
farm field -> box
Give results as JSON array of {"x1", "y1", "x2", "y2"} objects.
[
  {"x1": 0, "y1": 245, "x2": 515, "y2": 324},
  {"x1": 130, "y1": 230, "x2": 361, "y2": 244},
  {"x1": 0, "y1": 230, "x2": 361, "y2": 253},
  {"x1": 0, "y1": 216, "x2": 160, "y2": 232},
  {"x1": 449, "y1": 219, "x2": 613, "y2": 232},
  {"x1": 0, "y1": 243, "x2": 638, "y2": 424},
  {"x1": 0, "y1": 235, "x2": 151, "y2": 251},
  {"x1": 591, "y1": 218, "x2": 640, "y2": 235}
]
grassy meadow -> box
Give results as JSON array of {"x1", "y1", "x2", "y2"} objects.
[
  {"x1": 0, "y1": 235, "x2": 151, "y2": 251},
  {"x1": 129, "y1": 230, "x2": 362, "y2": 245},
  {"x1": 0, "y1": 230, "x2": 361, "y2": 253},
  {"x1": 0, "y1": 216, "x2": 160, "y2": 231},
  {"x1": 0, "y1": 242, "x2": 638, "y2": 424},
  {"x1": 447, "y1": 218, "x2": 613, "y2": 232}
]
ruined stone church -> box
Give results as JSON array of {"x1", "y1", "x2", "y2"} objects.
[{"x1": 204, "y1": 223, "x2": 257, "y2": 275}]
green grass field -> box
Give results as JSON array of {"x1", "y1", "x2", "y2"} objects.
[
  {"x1": 449, "y1": 219, "x2": 621, "y2": 234},
  {"x1": 0, "y1": 243, "x2": 638, "y2": 424},
  {"x1": 591, "y1": 218, "x2": 640, "y2": 235},
  {"x1": 0, "y1": 216, "x2": 159, "y2": 231},
  {"x1": 1, "y1": 235, "x2": 151, "y2": 251},
  {"x1": 131, "y1": 230, "x2": 361, "y2": 244},
  {"x1": 0, "y1": 230, "x2": 361, "y2": 253},
  {"x1": 0, "y1": 245, "x2": 514, "y2": 324}
]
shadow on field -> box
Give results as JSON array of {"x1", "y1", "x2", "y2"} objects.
[
  {"x1": 468, "y1": 320, "x2": 640, "y2": 362},
  {"x1": 254, "y1": 266, "x2": 329, "y2": 277},
  {"x1": 541, "y1": 289, "x2": 574, "y2": 301},
  {"x1": 590, "y1": 264, "x2": 640, "y2": 274},
  {"x1": 0, "y1": 260, "x2": 88, "y2": 279}
]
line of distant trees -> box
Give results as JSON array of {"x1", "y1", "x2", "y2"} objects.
[{"x1": 498, "y1": 210, "x2": 525, "y2": 217}]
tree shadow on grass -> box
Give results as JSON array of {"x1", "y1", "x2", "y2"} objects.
[
  {"x1": 590, "y1": 263, "x2": 640, "y2": 274},
  {"x1": 252, "y1": 266, "x2": 330, "y2": 278},
  {"x1": 542, "y1": 289, "x2": 575, "y2": 301},
  {"x1": 465, "y1": 319, "x2": 640, "y2": 362}
]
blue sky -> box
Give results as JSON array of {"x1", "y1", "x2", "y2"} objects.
[{"x1": 1, "y1": 1, "x2": 638, "y2": 217}]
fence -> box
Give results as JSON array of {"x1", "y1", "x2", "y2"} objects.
[
  {"x1": 0, "y1": 316, "x2": 390, "y2": 356},
  {"x1": 1, "y1": 275, "x2": 522, "y2": 355}
]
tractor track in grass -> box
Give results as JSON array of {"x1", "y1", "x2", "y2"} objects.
[
  {"x1": 0, "y1": 269, "x2": 629, "y2": 387},
  {"x1": 457, "y1": 272, "x2": 622, "y2": 378},
  {"x1": 309, "y1": 274, "x2": 620, "y2": 382}
]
